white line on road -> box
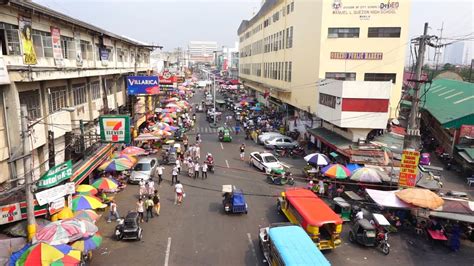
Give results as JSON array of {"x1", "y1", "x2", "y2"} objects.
[
  {"x1": 225, "y1": 160, "x2": 230, "y2": 168},
  {"x1": 220, "y1": 143, "x2": 224, "y2": 150},
  {"x1": 164, "y1": 237, "x2": 171, "y2": 266},
  {"x1": 247, "y1": 233, "x2": 258, "y2": 266}
]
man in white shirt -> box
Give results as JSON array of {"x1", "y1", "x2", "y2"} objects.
[
  {"x1": 175, "y1": 159, "x2": 181, "y2": 174},
  {"x1": 174, "y1": 181, "x2": 184, "y2": 205},
  {"x1": 356, "y1": 210, "x2": 364, "y2": 221},
  {"x1": 194, "y1": 162, "x2": 200, "y2": 180},
  {"x1": 155, "y1": 166, "x2": 164, "y2": 185},
  {"x1": 171, "y1": 166, "x2": 178, "y2": 185},
  {"x1": 201, "y1": 162, "x2": 208, "y2": 179}
]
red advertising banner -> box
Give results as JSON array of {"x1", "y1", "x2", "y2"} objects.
[
  {"x1": 398, "y1": 150, "x2": 420, "y2": 187},
  {"x1": 50, "y1": 27, "x2": 63, "y2": 67},
  {"x1": 459, "y1": 125, "x2": 474, "y2": 139}
]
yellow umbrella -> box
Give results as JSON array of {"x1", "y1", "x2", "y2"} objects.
[
  {"x1": 50, "y1": 207, "x2": 74, "y2": 222},
  {"x1": 76, "y1": 185, "x2": 98, "y2": 195},
  {"x1": 395, "y1": 188, "x2": 444, "y2": 209}
]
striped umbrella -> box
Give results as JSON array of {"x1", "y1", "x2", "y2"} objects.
[
  {"x1": 152, "y1": 130, "x2": 172, "y2": 137},
  {"x1": 92, "y1": 177, "x2": 119, "y2": 191},
  {"x1": 71, "y1": 195, "x2": 103, "y2": 211},
  {"x1": 99, "y1": 158, "x2": 135, "y2": 172},
  {"x1": 304, "y1": 153, "x2": 330, "y2": 166},
  {"x1": 321, "y1": 164, "x2": 351, "y2": 179},
  {"x1": 71, "y1": 232, "x2": 103, "y2": 253},
  {"x1": 160, "y1": 125, "x2": 178, "y2": 131},
  {"x1": 16, "y1": 243, "x2": 69, "y2": 266},
  {"x1": 121, "y1": 146, "x2": 146, "y2": 156},
  {"x1": 73, "y1": 210, "x2": 100, "y2": 223},
  {"x1": 76, "y1": 185, "x2": 98, "y2": 196},
  {"x1": 50, "y1": 250, "x2": 81, "y2": 266},
  {"x1": 33, "y1": 221, "x2": 84, "y2": 245},
  {"x1": 350, "y1": 167, "x2": 390, "y2": 183}
]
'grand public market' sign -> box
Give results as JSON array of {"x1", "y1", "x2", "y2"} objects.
[{"x1": 37, "y1": 160, "x2": 72, "y2": 189}]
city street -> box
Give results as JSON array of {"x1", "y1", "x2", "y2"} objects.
[{"x1": 91, "y1": 90, "x2": 474, "y2": 266}]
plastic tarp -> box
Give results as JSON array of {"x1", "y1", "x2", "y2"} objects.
[
  {"x1": 232, "y1": 191, "x2": 246, "y2": 207},
  {"x1": 366, "y1": 189, "x2": 414, "y2": 209}
]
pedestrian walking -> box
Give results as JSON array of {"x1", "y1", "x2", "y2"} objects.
[
  {"x1": 183, "y1": 137, "x2": 189, "y2": 152},
  {"x1": 171, "y1": 165, "x2": 178, "y2": 185},
  {"x1": 196, "y1": 133, "x2": 201, "y2": 144},
  {"x1": 145, "y1": 196, "x2": 154, "y2": 222},
  {"x1": 174, "y1": 181, "x2": 184, "y2": 205},
  {"x1": 136, "y1": 198, "x2": 144, "y2": 223},
  {"x1": 194, "y1": 162, "x2": 200, "y2": 179},
  {"x1": 201, "y1": 162, "x2": 208, "y2": 179},
  {"x1": 139, "y1": 179, "x2": 146, "y2": 199},
  {"x1": 318, "y1": 179, "x2": 325, "y2": 195},
  {"x1": 156, "y1": 165, "x2": 164, "y2": 185},
  {"x1": 195, "y1": 145, "x2": 201, "y2": 160},
  {"x1": 107, "y1": 200, "x2": 119, "y2": 223},
  {"x1": 176, "y1": 159, "x2": 181, "y2": 174},
  {"x1": 153, "y1": 190, "x2": 161, "y2": 216},
  {"x1": 240, "y1": 144, "x2": 246, "y2": 160},
  {"x1": 235, "y1": 124, "x2": 240, "y2": 135},
  {"x1": 148, "y1": 179, "x2": 155, "y2": 195}
]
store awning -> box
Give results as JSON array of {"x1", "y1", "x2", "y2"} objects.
[
  {"x1": 366, "y1": 189, "x2": 414, "y2": 209},
  {"x1": 135, "y1": 133, "x2": 161, "y2": 141},
  {"x1": 458, "y1": 150, "x2": 474, "y2": 163},
  {"x1": 307, "y1": 127, "x2": 352, "y2": 157},
  {"x1": 429, "y1": 211, "x2": 474, "y2": 223},
  {"x1": 70, "y1": 143, "x2": 115, "y2": 186}
]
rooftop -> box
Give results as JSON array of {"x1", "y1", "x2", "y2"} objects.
[{"x1": 237, "y1": 0, "x2": 278, "y2": 35}]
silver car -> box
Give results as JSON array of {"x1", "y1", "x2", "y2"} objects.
[
  {"x1": 264, "y1": 136, "x2": 298, "y2": 149},
  {"x1": 258, "y1": 132, "x2": 285, "y2": 144},
  {"x1": 129, "y1": 157, "x2": 158, "y2": 184}
]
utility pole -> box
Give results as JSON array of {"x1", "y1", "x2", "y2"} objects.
[
  {"x1": 20, "y1": 105, "x2": 36, "y2": 242},
  {"x1": 403, "y1": 23, "x2": 430, "y2": 150}
]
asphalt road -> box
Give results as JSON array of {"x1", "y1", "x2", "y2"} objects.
[{"x1": 91, "y1": 89, "x2": 474, "y2": 266}]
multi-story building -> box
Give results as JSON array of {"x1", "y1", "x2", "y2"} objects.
[
  {"x1": 0, "y1": 0, "x2": 152, "y2": 201},
  {"x1": 237, "y1": 0, "x2": 410, "y2": 142},
  {"x1": 188, "y1": 41, "x2": 218, "y2": 64}
]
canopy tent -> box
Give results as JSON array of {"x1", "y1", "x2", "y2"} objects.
[
  {"x1": 135, "y1": 133, "x2": 162, "y2": 141},
  {"x1": 366, "y1": 189, "x2": 414, "y2": 209}
]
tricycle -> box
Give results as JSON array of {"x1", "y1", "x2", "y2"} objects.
[
  {"x1": 218, "y1": 127, "x2": 232, "y2": 142},
  {"x1": 266, "y1": 167, "x2": 294, "y2": 185},
  {"x1": 222, "y1": 185, "x2": 248, "y2": 214},
  {"x1": 115, "y1": 211, "x2": 143, "y2": 241},
  {"x1": 349, "y1": 218, "x2": 390, "y2": 255},
  {"x1": 333, "y1": 197, "x2": 351, "y2": 222}
]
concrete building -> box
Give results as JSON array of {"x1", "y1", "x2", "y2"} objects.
[
  {"x1": 0, "y1": 1, "x2": 152, "y2": 194},
  {"x1": 188, "y1": 41, "x2": 218, "y2": 64},
  {"x1": 237, "y1": 0, "x2": 410, "y2": 142},
  {"x1": 443, "y1": 41, "x2": 465, "y2": 65}
]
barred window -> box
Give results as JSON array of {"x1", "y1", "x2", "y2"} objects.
[
  {"x1": 368, "y1": 27, "x2": 401, "y2": 38},
  {"x1": 90, "y1": 81, "x2": 101, "y2": 99},
  {"x1": 61, "y1": 36, "x2": 75, "y2": 59},
  {"x1": 364, "y1": 73, "x2": 397, "y2": 83},
  {"x1": 325, "y1": 72, "x2": 356, "y2": 81},
  {"x1": 328, "y1": 28, "x2": 360, "y2": 38},
  {"x1": 48, "y1": 86, "x2": 68, "y2": 113},
  {"x1": 20, "y1": 90, "x2": 41, "y2": 120},
  {"x1": 105, "y1": 79, "x2": 114, "y2": 95},
  {"x1": 72, "y1": 84, "x2": 87, "y2": 105},
  {"x1": 319, "y1": 93, "x2": 336, "y2": 109}
]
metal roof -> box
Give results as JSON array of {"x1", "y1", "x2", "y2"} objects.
[{"x1": 10, "y1": 0, "x2": 151, "y2": 47}]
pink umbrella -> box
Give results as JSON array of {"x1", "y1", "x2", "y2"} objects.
[
  {"x1": 165, "y1": 103, "x2": 180, "y2": 108},
  {"x1": 121, "y1": 146, "x2": 146, "y2": 156},
  {"x1": 161, "y1": 117, "x2": 174, "y2": 124},
  {"x1": 34, "y1": 220, "x2": 84, "y2": 245}
]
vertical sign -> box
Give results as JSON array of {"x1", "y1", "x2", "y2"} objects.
[
  {"x1": 398, "y1": 150, "x2": 420, "y2": 187},
  {"x1": 74, "y1": 32, "x2": 83, "y2": 67},
  {"x1": 100, "y1": 47, "x2": 109, "y2": 66},
  {"x1": 18, "y1": 16, "x2": 37, "y2": 65},
  {"x1": 50, "y1": 27, "x2": 64, "y2": 67}
]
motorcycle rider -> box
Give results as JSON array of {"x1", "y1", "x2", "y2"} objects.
[{"x1": 206, "y1": 153, "x2": 214, "y2": 172}]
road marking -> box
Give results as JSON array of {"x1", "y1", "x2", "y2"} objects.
[
  {"x1": 164, "y1": 237, "x2": 171, "y2": 266},
  {"x1": 220, "y1": 143, "x2": 224, "y2": 150},
  {"x1": 225, "y1": 160, "x2": 230, "y2": 168},
  {"x1": 247, "y1": 233, "x2": 258, "y2": 266}
]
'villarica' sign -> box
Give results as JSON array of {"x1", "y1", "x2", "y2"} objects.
[{"x1": 99, "y1": 115, "x2": 131, "y2": 143}]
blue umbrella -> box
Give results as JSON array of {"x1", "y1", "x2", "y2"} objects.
[
  {"x1": 251, "y1": 107, "x2": 261, "y2": 111},
  {"x1": 346, "y1": 163, "x2": 362, "y2": 174},
  {"x1": 304, "y1": 153, "x2": 330, "y2": 166}
]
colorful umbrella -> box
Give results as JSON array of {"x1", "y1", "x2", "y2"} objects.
[
  {"x1": 121, "y1": 146, "x2": 146, "y2": 156},
  {"x1": 50, "y1": 252, "x2": 81, "y2": 266},
  {"x1": 73, "y1": 210, "x2": 100, "y2": 223},
  {"x1": 33, "y1": 221, "x2": 84, "y2": 245},
  {"x1": 71, "y1": 233, "x2": 103, "y2": 253},
  {"x1": 115, "y1": 154, "x2": 138, "y2": 164},
  {"x1": 160, "y1": 125, "x2": 178, "y2": 131},
  {"x1": 395, "y1": 188, "x2": 444, "y2": 209},
  {"x1": 345, "y1": 163, "x2": 362, "y2": 173},
  {"x1": 98, "y1": 158, "x2": 135, "y2": 172},
  {"x1": 240, "y1": 100, "x2": 248, "y2": 106},
  {"x1": 321, "y1": 164, "x2": 351, "y2": 179},
  {"x1": 50, "y1": 207, "x2": 74, "y2": 222},
  {"x1": 92, "y1": 177, "x2": 119, "y2": 191},
  {"x1": 164, "y1": 97, "x2": 179, "y2": 103},
  {"x1": 165, "y1": 103, "x2": 180, "y2": 108},
  {"x1": 350, "y1": 167, "x2": 390, "y2": 183},
  {"x1": 152, "y1": 130, "x2": 172, "y2": 137},
  {"x1": 161, "y1": 117, "x2": 174, "y2": 123},
  {"x1": 16, "y1": 243, "x2": 68, "y2": 266},
  {"x1": 71, "y1": 195, "x2": 103, "y2": 211},
  {"x1": 76, "y1": 185, "x2": 98, "y2": 196},
  {"x1": 304, "y1": 153, "x2": 330, "y2": 166}
]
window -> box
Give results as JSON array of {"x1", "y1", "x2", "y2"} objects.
[
  {"x1": 105, "y1": 79, "x2": 114, "y2": 95},
  {"x1": 328, "y1": 28, "x2": 360, "y2": 38},
  {"x1": 319, "y1": 93, "x2": 336, "y2": 108},
  {"x1": 368, "y1": 27, "x2": 401, "y2": 38},
  {"x1": 5, "y1": 28, "x2": 21, "y2": 55},
  {"x1": 325, "y1": 72, "x2": 356, "y2": 81},
  {"x1": 288, "y1": 62, "x2": 292, "y2": 82},
  {"x1": 20, "y1": 91, "x2": 41, "y2": 120},
  {"x1": 90, "y1": 81, "x2": 101, "y2": 99},
  {"x1": 42, "y1": 34, "x2": 53, "y2": 57},
  {"x1": 72, "y1": 84, "x2": 87, "y2": 106},
  {"x1": 284, "y1": 62, "x2": 288, "y2": 81},
  {"x1": 48, "y1": 86, "x2": 68, "y2": 113},
  {"x1": 80, "y1": 40, "x2": 92, "y2": 60},
  {"x1": 61, "y1": 36, "x2": 75, "y2": 59},
  {"x1": 364, "y1": 73, "x2": 397, "y2": 83},
  {"x1": 290, "y1": 2, "x2": 294, "y2": 12},
  {"x1": 286, "y1": 27, "x2": 293, "y2": 48}
]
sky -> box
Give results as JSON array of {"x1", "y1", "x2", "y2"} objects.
[{"x1": 35, "y1": 0, "x2": 473, "y2": 63}]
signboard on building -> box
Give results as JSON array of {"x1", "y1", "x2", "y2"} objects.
[
  {"x1": 459, "y1": 125, "x2": 474, "y2": 139},
  {"x1": 18, "y1": 16, "x2": 37, "y2": 65},
  {"x1": 74, "y1": 32, "x2": 83, "y2": 67},
  {"x1": 331, "y1": 0, "x2": 400, "y2": 20},
  {"x1": 0, "y1": 203, "x2": 22, "y2": 224},
  {"x1": 398, "y1": 150, "x2": 420, "y2": 187},
  {"x1": 99, "y1": 47, "x2": 108, "y2": 66},
  {"x1": 99, "y1": 115, "x2": 131, "y2": 143},
  {"x1": 330, "y1": 52, "x2": 383, "y2": 60},
  {"x1": 37, "y1": 160, "x2": 73, "y2": 189},
  {"x1": 126, "y1": 76, "x2": 160, "y2": 95},
  {"x1": 49, "y1": 197, "x2": 65, "y2": 215},
  {"x1": 0, "y1": 57, "x2": 10, "y2": 85},
  {"x1": 50, "y1": 27, "x2": 64, "y2": 67},
  {"x1": 35, "y1": 182, "x2": 75, "y2": 206},
  {"x1": 159, "y1": 70, "x2": 177, "y2": 84}
]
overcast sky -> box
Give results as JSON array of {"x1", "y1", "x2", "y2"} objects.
[{"x1": 35, "y1": 0, "x2": 473, "y2": 62}]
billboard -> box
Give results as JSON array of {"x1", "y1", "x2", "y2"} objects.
[
  {"x1": 398, "y1": 150, "x2": 420, "y2": 187},
  {"x1": 99, "y1": 115, "x2": 131, "y2": 143},
  {"x1": 126, "y1": 76, "x2": 160, "y2": 95}
]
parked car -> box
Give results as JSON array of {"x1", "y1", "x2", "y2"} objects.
[
  {"x1": 264, "y1": 136, "x2": 298, "y2": 149},
  {"x1": 129, "y1": 157, "x2": 158, "y2": 184},
  {"x1": 257, "y1": 132, "x2": 285, "y2": 144},
  {"x1": 249, "y1": 152, "x2": 284, "y2": 173}
]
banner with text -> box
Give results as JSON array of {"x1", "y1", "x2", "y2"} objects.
[
  {"x1": 398, "y1": 150, "x2": 420, "y2": 187},
  {"x1": 126, "y1": 76, "x2": 160, "y2": 95}
]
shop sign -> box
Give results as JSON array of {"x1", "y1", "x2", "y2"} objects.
[
  {"x1": 398, "y1": 150, "x2": 420, "y2": 187},
  {"x1": 330, "y1": 52, "x2": 383, "y2": 60},
  {"x1": 49, "y1": 197, "x2": 65, "y2": 215},
  {"x1": 331, "y1": 0, "x2": 400, "y2": 20},
  {"x1": 126, "y1": 76, "x2": 160, "y2": 95},
  {"x1": 35, "y1": 182, "x2": 75, "y2": 206},
  {"x1": 176, "y1": 76, "x2": 185, "y2": 83},
  {"x1": 99, "y1": 115, "x2": 131, "y2": 143},
  {"x1": 159, "y1": 70, "x2": 177, "y2": 84},
  {"x1": 50, "y1": 27, "x2": 64, "y2": 67},
  {"x1": 37, "y1": 160, "x2": 73, "y2": 189},
  {"x1": 0, "y1": 203, "x2": 22, "y2": 224},
  {"x1": 100, "y1": 47, "x2": 108, "y2": 65},
  {"x1": 0, "y1": 56, "x2": 10, "y2": 85}
]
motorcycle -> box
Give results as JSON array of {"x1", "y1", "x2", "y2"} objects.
[
  {"x1": 273, "y1": 146, "x2": 291, "y2": 158},
  {"x1": 206, "y1": 159, "x2": 215, "y2": 173},
  {"x1": 377, "y1": 232, "x2": 390, "y2": 255},
  {"x1": 290, "y1": 145, "x2": 306, "y2": 158}
]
